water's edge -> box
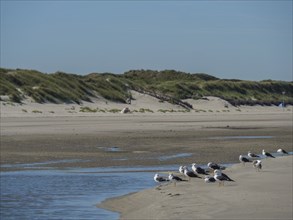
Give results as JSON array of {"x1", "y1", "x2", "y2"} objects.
[
  {"x1": 1, "y1": 152, "x2": 291, "y2": 220},
  {"x1": 96, "y1": 152, "x2": 293, "y2": 219}
]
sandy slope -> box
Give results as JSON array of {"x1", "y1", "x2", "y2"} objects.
[
  {"x1": 1, "y1": 90, "x2": 291, "y2": 117},
  {"x1": 99, "y1": 156, "x2": 293, "y2": 219}
]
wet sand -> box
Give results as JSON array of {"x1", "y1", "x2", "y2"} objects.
[{"x1": 1, "y1": 111, "x2": 292, "y2": 171}]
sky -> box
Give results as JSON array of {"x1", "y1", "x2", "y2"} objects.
[{"x1": 0, "y1": 0, "x2": 292, "y2": 81}]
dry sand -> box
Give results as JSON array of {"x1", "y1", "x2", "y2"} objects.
[{"x1": 100, "y1": 156, "x2": 293, "y2": 219}]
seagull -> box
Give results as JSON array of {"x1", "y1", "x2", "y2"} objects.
[
  {"x1": 204, "y1": 175, "x2": 216, "y2": 183},
  {"x1": 179, "y1": 165, "x2": 185, "y2": 174},
  {"x1": 207, "y1": 162, "x2": 226, "y2": 171},
  {"x1": 239, "y1": 155, "x2": 252, "y2": 166},
  {"x1": 154, "y1": 173, "x2": 169, "y2": 184},
  {"x1": 168, "y1": 173, "x2": 187, "y2": 186},
  {"x1": 192, "y1": 163, "x2": 209, "y2": 175},
  {"x1": 213, "y1": 169, "x2": 235, "y2": 186},
  {"x1": 262, "y1": 149, "x2": 275, "y2": 158},
  {"x1": 247, "y1": 151, "x2": 260, "y2": 158},
  {"x1": 277, "y1": 148, "x2": 289, "y2": 154},
  {"x1": 183, "y1": 167, "x2": 201, "y2": 181},
  {"x1": 252, "y1": 160, "x2": 262, "y2": 172}
]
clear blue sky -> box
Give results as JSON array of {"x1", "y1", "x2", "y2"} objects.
[{"x1": 1, "y1": 0, "x2": 292, "y2": 81}]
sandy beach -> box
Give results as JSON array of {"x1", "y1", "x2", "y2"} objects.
[
  {"x1": 1, "y1": 111, "x2": 292, "y2": 171},
  {"x1": 100, "y1": 155, "x2": 293, "y2": 219},
  {"x1": 1, "y1": 91, "x2": 292, "y2": 219},
  {"x1": 1, "y1": 91, "x2": 292, "y2": 171}
]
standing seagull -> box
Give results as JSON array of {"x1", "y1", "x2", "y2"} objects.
[
  {"x1": 248, "y1": 151, "x2": 260, "y2": 158},
  {"x1": 207, "y1": 162, "x2": 226, "y2": 171},
  {"x1": 154, "y1": 173, "x2": 169, "y2": 185},
  {"x1": 168, "y1": 173, "x2": 187, "y2": 186},
  {"x1": 192, "y1": 163, "x2": 209, "y2": 175},
  {"x1": 252, "y1": 160, "x2": 262, "y2": 172},
  {"x1": 183, "y1": 167, "x2": 201, "y2": 181},
  {"x1": 239, "y1": 155, "x2": 251, "y2": 166},
  {"x1": 277, "y1": 148, "x2": 289, "y2": 154},
  {"x1": 262, "y1": 149, "x2": 275, "y2": 158},
  {"x1": 179, "y1": 165, "x2": 185, "y2": 174},
  {"x1": 213, "y1": 169, "x2": 235, "y2": 186}
]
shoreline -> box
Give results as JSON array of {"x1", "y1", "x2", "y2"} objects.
[
  {"x1": 99, "y1": 155, "x2": 293, "y2": 220},
  {"x1": 1, "y1": 99, "x2": 292, "y2": 218},
  {"x1": 1, "y1": 111, "x2": 292, "y2": 171},
  {"x1": 1, "y1": 108, "x2": 292, "y2": 172}
]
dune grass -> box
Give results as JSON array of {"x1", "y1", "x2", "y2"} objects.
[{"x1": 1, "y1": 68, "x2": 292, "y2": 107}]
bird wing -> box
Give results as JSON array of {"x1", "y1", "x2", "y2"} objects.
[
  {"x1": 196, "y1": 167, "x2": 207, "y2": 174},
  {"x1": 267, "y1": 153, "x2": 275, "y2": 158},
  {"x1": 243, "y1": 157, "x2": 251, "y2": 162},
  {"x1": 174, "y1": 176, "x2": 183, "y2": 181},
  {"x1": 158, "y1": 176, "x2": 168, "y2": 182},
  {"x1": 221, "y1": 173, "x2": 235, "y2": 181}
]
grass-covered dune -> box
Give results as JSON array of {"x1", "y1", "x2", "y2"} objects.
[{"x1": 1, "y1": 68, "x2": 292, "y2": 107}]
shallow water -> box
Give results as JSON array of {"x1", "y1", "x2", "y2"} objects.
[
  {"x1": 208, "y1": 135, "x2": 273, "y2": 140},
  {"x1": 0, "y1": 164, "x2": 179, "y2": 220},
  {"x1": 0, "y1": 159, "x2": 90, "y2": 169},
  {"x1": 1, "y1": 153, "x2": 291, "y2": 220}
]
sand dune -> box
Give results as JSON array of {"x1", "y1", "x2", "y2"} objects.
[{"x1": 1, "y1": 90, "x2": 291, "y2": 117}]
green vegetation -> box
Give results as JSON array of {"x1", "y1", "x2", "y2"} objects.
[
  {"x1": 108, "y1": 108, "x2": 121, "y2": 113},
  {"x1": 79, "y1": 106, "x2": 98, "y2": 113},
  {"x1": 194, "y1": 109, "x2": 206, "y2": 113},
  {"x1": 158, "y1": 109, "x2": 177, "y2": 113},
  {"x1": 138, "y1": 108, "x2": 154, "y2": 113},
  {"x1": 1, "y1": 68, "x2": 292, "y2": 107},
  {"x1": 32, "y1": 110, "x2": 42, "y2": 113}
]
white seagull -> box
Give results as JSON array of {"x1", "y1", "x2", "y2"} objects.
[
  {"x1": 207, "y1": 162, "x2": 226, "y2": 171},
  {"x1": 239, "y1": 155, "x2": 252, "y2": 166},
  {"x1": 247, "y1": 151, "x2": 260, "y2": 158},
  {"x1": 192, "y1": 163, "x2": 209, "y2": 175},
  {"x1": 154, "y1": 173, "x2": 169, "y2": 185},
  {"x1": 213, "y1": 169, "x2": 235, "y2": 186},
  {"x1": 183, "y1": 167, "x2": 201, "y2": 181},
  {"x1": 262, "y1": 149, "x2": 275, "y2": 158},
  {"x1": 277, "y1": 148, "x2": 289, "y2": 154},
  {"x1": 204, "y1": 175, "x2": 216, "y2": 183},
  {"x1": 179, "y1": 165, "x2": 185, "y2": 174},
  {"x1": 252, "y1": 160, "x2": 262, "y2": 172},
  {"x1": 168, "y1": 173, "x2": 187, "y2": 186}
]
